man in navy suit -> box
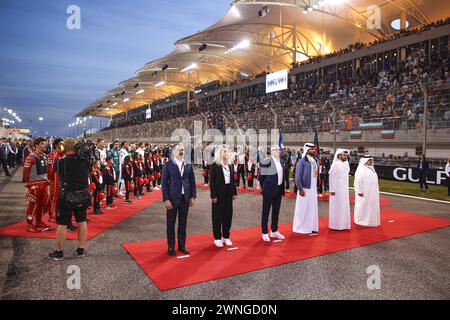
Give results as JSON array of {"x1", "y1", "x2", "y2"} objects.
[
  {"x1": 162, "y1": 144, "x2": 196, "y2": 256},
  {"x1": 258, "y1": 145, "x2": 285, "y2": 242}
]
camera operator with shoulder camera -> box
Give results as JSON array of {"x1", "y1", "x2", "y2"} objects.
[{"x1": 49, "y1": 138, "x2": 91, "y2": 261}]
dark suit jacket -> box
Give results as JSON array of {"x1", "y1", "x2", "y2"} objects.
[
  {"x1": 162, "y1": 159, "x2": 196, "y2": 206},
  {"x1": 258, "y1": 157, "x2": 285, "y2": 198},
  {"x1": 417, "y1": 160, "x2": 429, "y2": 173},
  {"x1": 209, "y1": 162, "x2": 237, "y2": 199}
]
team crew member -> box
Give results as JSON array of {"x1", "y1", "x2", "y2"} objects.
[
  {"x1": 237, "y1": 151, "x2": 246, "y2": 188},
  {"x1": 49, "y1": 138, "x2": 90, "y2": 261},
  {"x1": 94, "y1": 139, "x2": 108, "y2": 169},
  {"x1": 133, "y1": 154, "x2": 144, "y2": 198},
  {"x1": 202, "y1": 156, "x2": 210, "y2": 186},
  {"x1": 91, "y1": 160, "x2": 104, "y2": 215},
  {"x1": 47, "y1": 138, "x2": 64, "y2": 223},
  {"x1": 153, "y1": 152, "x2": 162, "y2": 190},
  {"x1": 103, "y1": 157, "x2": 117, "y2": 210},
  {"x1": 144, "y1": 153, "x2": 154, "y2": 192},
  {"x1": 122, "y1": 156, "x2": 134, "y2": 203},
  {"x1": 246, "y1": 156, "x2": 256, "y2": 192},
  {"x1": 23, "y1": 138, "x2": 50, "y2": 233}
]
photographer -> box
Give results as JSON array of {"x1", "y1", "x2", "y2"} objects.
[{"x1": 49, "y1": 139, "x2": 90, "y2": 261}]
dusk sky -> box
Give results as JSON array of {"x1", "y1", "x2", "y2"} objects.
[{"x1": 0, "y1": 0, "x2": 231, "y2": 137}]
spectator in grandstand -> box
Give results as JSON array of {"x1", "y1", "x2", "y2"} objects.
[{"x1": 417, "y1": 154, "x2": 430, "y2": 192}]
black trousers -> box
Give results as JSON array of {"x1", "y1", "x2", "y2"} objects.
[
  {"x1": 166, "y1": 197, "x2": 189, "y2": 250},
  {"x1": 261, "y1": 185, "x2": 283, "y2": 234},
  {"x1": 105, "y1": 184, "x2": 114, "y2": 205},
  {"x1": 124, "y1": 179, "x2": 131, "y2": 200},
  {"x1": 93, "y1": 189, "x2": 101, "y2": 211},
  {"x1": 212, "y1": 185, "x2": 233, "y2": 240},
  {"x1": 1, "y1": 158, "x2": 10, "y2": 175},
  {"x1": 284, "y1": 167, "x2": 290, "y2": 189},
  {"x1": 239, "y1": 166, "x2": 246, "y2": 187},
  {"x1": 419, "y1": 170, "x2": 428, "y2": 189},
  {"x1": 447, "y1": 176, "x2": 450, "y2": 196}
]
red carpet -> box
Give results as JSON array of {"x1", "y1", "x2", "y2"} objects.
[
  {"x1": 196, "y1": 183, "x2": 391, "y2": 206},
  {"x1": 122, "y1": 209, "x2": 450, "y2": 291},
  {"x1": 0, "y1": 190, "x2": 162, "y2": 240}
]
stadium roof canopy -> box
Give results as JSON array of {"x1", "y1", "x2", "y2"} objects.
[{"x1": 77, "y1": 0, "x2": 449, "y2": 118}]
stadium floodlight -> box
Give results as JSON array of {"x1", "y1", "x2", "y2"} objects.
[
  {"x1": 224, "y1": 39, "x2": 250, "y2": 54},
  {"x1": 181, "y1": 63, "x2": 198, "y2": 73},
  {"x1": 123, "y1": 98, "x2": 130, "y2": 102},
  {"x1": 155, "y1": 81, "x2": 165, "y2": 88},
  {"x1": 136, "y1": 89, "x2": 145, "y2": 95},
  {"x1": 38, "y1": 117, "x2": 44, "y2": 121}
]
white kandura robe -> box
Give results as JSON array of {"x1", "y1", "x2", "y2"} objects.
[
  {"x1": 354, "y1": 165, "x2": 381, "y2": 227},
  {"x1": 328, "y1": 161, "x2": 351, "y2": 230},
  {"x1": 293, "y1": 160, "x2": 319, "y2": 234}
]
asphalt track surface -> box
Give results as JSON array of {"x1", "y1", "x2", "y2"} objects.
[{"x1": 1, "y1": 167, "x2": 449, "y2": 300}]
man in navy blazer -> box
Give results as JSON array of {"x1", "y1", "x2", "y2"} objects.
[
  {"x1": 258, "y1": 145, "x2": 286, "y2": 242},
  {"x1": 162, "y1": 144, "x2": 196, "y2": 256}
]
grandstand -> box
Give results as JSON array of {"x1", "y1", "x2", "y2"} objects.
[{"x1": 78, "y1": 0, "x2": 450, "y2": 159}]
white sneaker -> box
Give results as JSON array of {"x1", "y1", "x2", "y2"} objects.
[
  {"x1": 214, "y1": 240, "x2": 224, "y2": 248},
  {"x1": 223, "y1": 238, "x2": 233, "y2": 246},
  {"x1": 262, "y1": 234, "x2": 271, "y2": 242},
  {"x1": 270, "y1": 231, "x2": 285, "y2": 240},
  {"x1": 154, "y1": 187, "x2": 160, "y2": 190}
]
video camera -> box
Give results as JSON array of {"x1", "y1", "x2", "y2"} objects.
[{"x1": 75, "y1": 140, "x2": 96, "y2": 166}]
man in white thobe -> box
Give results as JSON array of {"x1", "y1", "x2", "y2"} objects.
[
  {"x1": 354, "y1": 155, "x2": 381, "y2": 227},
  {"x1": 328, "y1": 149, "x2": 351, "y2": 230},
  {"x1": 293, "y1": 143, "x2": 319, "y2": 234}
]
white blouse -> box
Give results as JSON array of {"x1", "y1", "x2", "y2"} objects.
[{"x1": 222, "y1": 164, "x2": 231, "y2": 184}]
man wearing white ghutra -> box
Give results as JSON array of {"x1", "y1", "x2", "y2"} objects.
[{"x1": 292, "y1": 143, "x2": 319, "y2": 234}]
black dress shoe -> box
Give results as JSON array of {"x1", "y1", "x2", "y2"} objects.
[
  {"x1": 179, "y1": 247, "x2": 190, "y2": 255},
  {"x1": 168, "y1": 248, "x2": 176, "y2": 257}
]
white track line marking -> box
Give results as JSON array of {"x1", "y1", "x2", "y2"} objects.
[
  {"x1": 273, "y1": 240, "x2": 283, "y2": 243},
  {"x1": 177, "y1": 255, "x2": 190, "y2": 259},
  {"x1": 388, "y1": 220, "x2": 395, "y2": 223},
  {"x1": 349, "y1": 187, "x2": 450, "y2": 204},
  {"x1": 227, "y1": 247, "x2": 239, "y2": 251}
]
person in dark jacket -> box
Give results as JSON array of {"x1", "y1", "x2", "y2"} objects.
[
  {"x1": 162, "y1": 144, "x2": 196, "y2": 256},
  {"x1": 258, "y1": 145, "x2": 286, "y2": 242},
  {"x1": 209, "y1": 145, "x2": 237, "y2": 248},
  {"x1": 417, "y1": 154, "x2": 429, "y2": 192}
]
